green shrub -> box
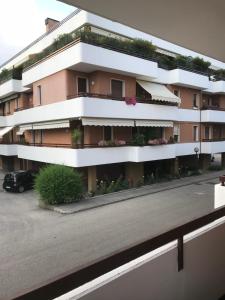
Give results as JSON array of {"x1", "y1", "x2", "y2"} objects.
[
  {"x1": 191, "y1": 57, "x2": 211, "y2": 73},
  {"x1": 72, "y1": 128, "x2": 82, "y2": 146},
  {"x1": 35, "y1": 165, "x2": 83, "y2": 205},
  {"x1": 132, "y1": 133, "x2": 145, "y2": 146},
  {"x1": 208, "y1": 165, "x2": 223, "y2": 171},
  {"x1": 213, "y1": 69, "x2": 225, "y2": 81}
]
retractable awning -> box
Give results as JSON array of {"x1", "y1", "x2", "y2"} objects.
[
  {"x1": 32, "y1": 120, "x2": 70, "y2": 130},
  {"x1": 135, "y1": 120, "x2": 173, "y2": 127},
  {"x1": 16, "y1": 125, "x2": 33, "y2": 135},
  {"x1": 0, "y1": 126, "x2": 13, "y2": 138},
  {"x1": 82, "y1": 118, "x2": 135, "y2": 127},
  {"x1": 16, "y1": 120, "x2": 70, "y2": 135},
  {"x1": 137, "y1": 80, "x2": 181, "y2": 104}
]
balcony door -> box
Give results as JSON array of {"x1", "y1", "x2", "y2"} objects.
[
  {"x1": 77, "y1": 77, "x2": 88, "y2": 94},
  {"x1": 111, "y1": 79, "x2": 124, "y2": 98}
]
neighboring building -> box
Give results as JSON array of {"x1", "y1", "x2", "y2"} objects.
[{"x1": 1, "y1": 9, "x2": 225, "y2": 192}]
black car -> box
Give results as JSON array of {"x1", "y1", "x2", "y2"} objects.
[{"x1": 3, "y1": 170, "x2": 36, "y2": 193}]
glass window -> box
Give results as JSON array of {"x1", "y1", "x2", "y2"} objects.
[
  {"x1": 78, "y1": 77, "x2": 88, "y2": 94},
  {"x1": 111, "y1": 79, "x2": 123, "y2": 98},
  {"x1": 104, "y1": 127, "x2": 113, "y2": 141},
  {"x1": 193, "y1": 94, "x2": 199, "y2": 108},
  {"x1": 37, "y1": 85, "x2": 42, "y2": 105},
  {"x1": 193, "y1": 126, "x2": 198, "y2": 141}
]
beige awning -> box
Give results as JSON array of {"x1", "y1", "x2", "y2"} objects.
[
  {"x1": 17, "y1": 120, "x2": 70, "y2": 135},
  {"x1": 32, "y1": 120, "x2": 70, "y2": 130},
  {"x1": 82, "y1": 118, "x2": 135, "y2": 127},
  {"x1": 135, "y1": 120, "x2": 173, "y2": 127},
  {"x1": 137, "y1": 80, "x2": 181, "y2": 104},
  {"x1": 16, "y1": 125, "x2": 33, "y2": 135},
  {"x1": 0, "y1": 126, "x2": 13, "y2": 138}
]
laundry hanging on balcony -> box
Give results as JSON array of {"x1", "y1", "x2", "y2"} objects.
[
  {"x1": 137, "y1": 80, "x2": 181, "y2": 104},
  {"x1": 0, "y1": 126, "x2": 14, "y2": 139}
]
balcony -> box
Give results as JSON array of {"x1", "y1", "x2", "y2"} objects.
[
  {"x1": 208, "y1": 80, "x2": 225, "y2": 94},
  {"x1": 17, "y1": 143, "x2": 177, "y2": 167},
  {"x1": 201, "y1": 139, "x2": 225, "y2": 154},
  {"x1": 22, "y1": 41, "x2": 158, "y2": 87},
  {"x1": 176, "y1": 142, "x2": 201, "y2": 156},
  {"x1": 201, "y1": 108, "x2": 225, "y2": 123},
  {"x1": 0, "y1": 96, "x2": 181, "y2": 128},
  {"x1": 0, "y1": 79, "x2": 24, "y2": 99},
  {"x1": 0, "y1": 144, "x2": 17, "y2": 156},
  {"x1": 167, "y1": 68, "x2": 210, "y2": 90}
]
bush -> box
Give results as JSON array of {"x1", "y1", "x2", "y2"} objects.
[
  {"x1": 208, "y1": 165, "x2": 223, "y2": 171},
  {"x1": 35, "y1": 165, "x2": 83, "y2": 205},
  {"x1": 132, "y1": 133, "x2": 145, "y2": 146}
]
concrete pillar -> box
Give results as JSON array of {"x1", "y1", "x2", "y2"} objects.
[
  {"x1": 170, "y1": 158, "x2": 179, "y2": 177},
  {"x1": 125, "y1": 162, "x2": 144, "y2": 187},
  {"x1": 199, "y1": 154, "x2": 211, "y2": 171},
  {"x1": 88, "y1": 166, "x2": 97, "y2": 192},
  {"x1": 222, "y1": 153, "x2": 225, "y2": 169}
]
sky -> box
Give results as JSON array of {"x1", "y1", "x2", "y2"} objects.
[{"x1": 0, "y1": 0, "x2": 75, "y2": 65}]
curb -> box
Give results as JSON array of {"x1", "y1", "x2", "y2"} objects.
[{"x1": 51, "y1": 172, "x2": 221, "y2": 215}]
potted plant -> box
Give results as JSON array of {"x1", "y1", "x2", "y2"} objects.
[{"x1": 72, "y1": 128, "x2": 82, "y2": 148}]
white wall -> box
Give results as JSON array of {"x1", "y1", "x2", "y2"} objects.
[
  {"x1": 0, "y1": 79, "x2": 27, "y2": 99},
  {"x1": 201, "y1": 110, "x2": 225, "y2": 123},
  {"x1": 56, "y1": 218, "x2": 225, "y2": 300},
  {"x1": 201, "y1": 141, "x2": 225, "y2": 154},
  {"x1": 17, "y1": 144, "x2": 177, "y2": 167},
  {"x1": 22, "y1": 43, "x2": 158, "y2": 86},
  {"x1": 0, "y1": 144, "x2": 18, "y2": 156},
  {"x1": 0, "y1": 98, "x2": 202, "y2": 128}
]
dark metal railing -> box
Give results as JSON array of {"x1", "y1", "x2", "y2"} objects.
[
  {"x1": 11, "y1": 206, "x2": 225, "y2": 300},
  {"x1": 201, "y1": 105, "x2": 225, "y2": 111},
  {"x1": 202, "y1": 138, "x2": 225, "y2": 142},
  {"x1": 67, "y1": 92, "x2": 177, "y2": 106}
]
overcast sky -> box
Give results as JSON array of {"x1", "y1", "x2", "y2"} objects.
[{"x1": 0, "y1": 0, "x2": 75, "y2": 65}]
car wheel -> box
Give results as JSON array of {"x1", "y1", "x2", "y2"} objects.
[{"x1": 18, "y1": 185, "x2": 25, "y2": 193}]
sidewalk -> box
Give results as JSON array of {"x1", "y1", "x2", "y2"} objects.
[{"x1": 52, "y1": 170, "x2": 224, "y2": 214}]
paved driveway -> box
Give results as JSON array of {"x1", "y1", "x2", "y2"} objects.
[{"x1": 0, "y1": 171, "x2": 218, "y2": 299}]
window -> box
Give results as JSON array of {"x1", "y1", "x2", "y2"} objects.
[
  {"x1": 173, "y1": 124, "x2": 180, "y2": 142},
  {"x1": 15, "y1": 97, "x2": 19, "y2": 110},
  {"x1": 111, "y1": 79, "x2": 124, "y2": 98},
  {"x1": 205, "y1": 126, "x2": 211, "y2": 140},
  {"x1": 103, "y1": 126, "x2": 113, "y2": 141},
  {"x1": 193, "y1": 94, "x2": 199, "y2": 108},
  {"x1": 173, "y1": 90, "x2": 180, "y2": 97},
  {"x1": 77, "y1": 77, "x2": 88, "y2": 94},
  {"x1": 37, "y1": 85, "x2": 42, "y2": 105},
  {"x1": 193, "y1": 126, "x2": 199, "y2": 141}
]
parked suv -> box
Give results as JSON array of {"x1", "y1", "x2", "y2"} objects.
[{"x1": 3, "y1": 170, "x2": 36, "y2": 193}]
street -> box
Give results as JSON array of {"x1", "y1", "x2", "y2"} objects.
[{"x1": 0, "y1": 171, "x2": 220, "y2": 299}]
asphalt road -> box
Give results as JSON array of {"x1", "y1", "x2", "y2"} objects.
[{"x1": 0, "y1": 173, "x2": 218, "y2": 300}]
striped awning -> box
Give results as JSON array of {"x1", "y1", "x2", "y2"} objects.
[
  {"x1": 137, "y1": 80, "x2": 181, "y2": 104},
  {"x1": 135, "y1": 120, "x2": 173, "y2": 127},
  {"x1": 0, "y1": 126, "x2": 14, "y2": 138},
  {"x1": 82, "y1": 118, "x2": 135, "y2": 127},
  {"x1": 17, "y1": 120, "x2": 70, "y2": 135}
]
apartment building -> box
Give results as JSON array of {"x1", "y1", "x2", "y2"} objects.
[{"x1": 1, "y1": 9, "x2": 225, "y2": 192}]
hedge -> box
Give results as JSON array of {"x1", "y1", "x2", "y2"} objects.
[{"x1": 35, "y1": 165, "x2": 83, "y2": 205}]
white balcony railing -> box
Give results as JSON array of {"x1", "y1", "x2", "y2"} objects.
[
  {"x1": 201, "y1": 141, "x2": 225, "y2": 154},
  {"x1": 0, "y1": 79, "x2": 24, "y2": 99},
  {"x1": 0, "y1": 144, "x2": 18, "y2": 156},
  {"x1": 22, "y1": 42, "x2": 158, "y2": 87},
  {"x1": 17, "y1": 144, "x2": 177, "y2": 167},
  {"x1": 0, "y1": 97, "x2": 202, "y2": 129},
  {"x1": 201, "y1": 109, "x2": 225, "y2": 123}
]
